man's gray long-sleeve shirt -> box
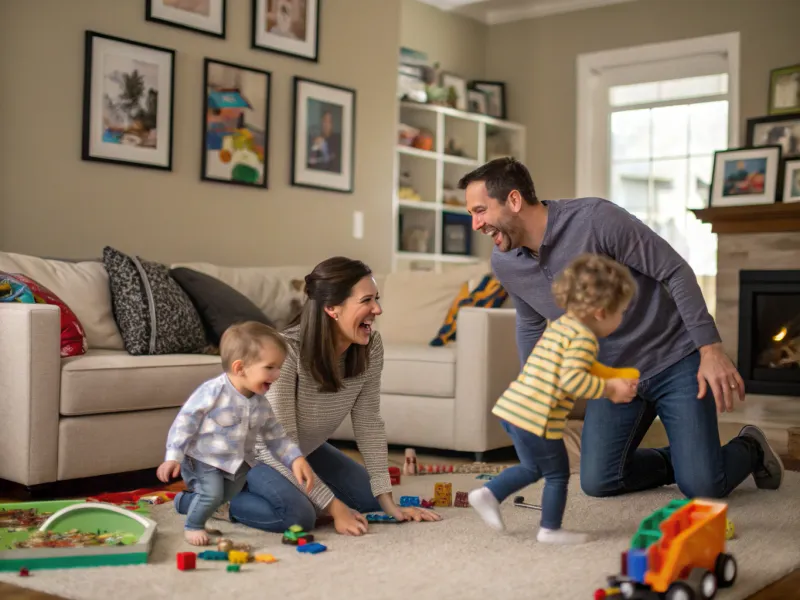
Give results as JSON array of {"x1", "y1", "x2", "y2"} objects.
[{"x1": 491, "y1": 197, "x2": 721, "y2": 381}]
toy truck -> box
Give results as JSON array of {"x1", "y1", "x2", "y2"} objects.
[{"x1": 595, "y1": 499, "x2": 737, "y2": 600}]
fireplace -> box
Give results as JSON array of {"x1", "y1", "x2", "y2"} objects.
[{"x1": 737, "y1": 270, "x2": 800, "y2": 396}]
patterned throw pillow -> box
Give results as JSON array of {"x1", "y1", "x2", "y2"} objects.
[
  {"x1": 0, "y1": 271, "x2": 88, "y2": 357},
  {"x1": 430, "y1": 274, "x2": 508, "y2": 346},
  {"x1": 102, "y1": 246, "x2": 207, "y2": 355}
]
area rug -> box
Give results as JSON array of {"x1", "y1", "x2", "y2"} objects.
[{"x1": 2, "y1": 472, "x2": 799, "y2": 600}]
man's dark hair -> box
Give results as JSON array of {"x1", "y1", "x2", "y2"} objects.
[{"x1": 457, "y1": 157, "x2": 538, "y2": 205}]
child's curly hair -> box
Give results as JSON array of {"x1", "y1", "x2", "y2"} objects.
[{"x1": 551, "y1": 254, "x2": 636, "y2": 318}]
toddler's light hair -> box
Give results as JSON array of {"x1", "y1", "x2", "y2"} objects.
[
  {"x1": 551, "y1": 254, "x2": 636, "y2": 318},
  {"x1": 220, "y1": 321, "x2": 287, "y2": 372}
]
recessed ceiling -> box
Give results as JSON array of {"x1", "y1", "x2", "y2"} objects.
[{"x1": 415, "y1": 0, "x2": 640, "y2": 25}]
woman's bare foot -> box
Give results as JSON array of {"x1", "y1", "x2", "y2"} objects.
[{"x1": 185, "y1": 529, "x2": 210, "y2": 546}]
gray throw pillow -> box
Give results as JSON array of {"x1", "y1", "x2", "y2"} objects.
[{"x1": 103, "y1": 246, "x2": 207, "y2": 355}]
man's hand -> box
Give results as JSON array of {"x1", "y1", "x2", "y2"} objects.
[
  {"x1": 604, "y1": 378, "x2": 638, "y2": 404},
  {"x1": 291, "y1": 457, "x2": 315, "y2": 493},
  {"x1": 698, "y1": 343, "x2": 745, "y2": 413},
  {"x1": 156, "y1": 460, "x2": 181, "y2": 483}
]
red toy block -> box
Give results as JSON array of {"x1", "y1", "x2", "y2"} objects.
[
  {"x1": 454, "y1": 491, "x2": 469, "y2": 507},
  {"x1": 297, "y1": 538, "x2": 307, "y2": 546},
  {"x1": 388, "y1": 466, "x2": 401, "y2": 485},
  {"x1": 176, "y1": 552, "x2": 197, "y2": 571},
  {"x1": 19, "y1": 567, "x2": 29, "y2": 577}
]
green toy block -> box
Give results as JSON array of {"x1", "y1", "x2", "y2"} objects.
[
  {"x1": 630, "y1": 499, "x2": 692, "y2": 550},
  {"x1": 226, "y1": 564, "x2": 240, "y2": 572}
]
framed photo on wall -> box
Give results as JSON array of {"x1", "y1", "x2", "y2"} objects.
[
  {"x1": 291, "y1": 77, "x2": 355, "y2": 193},
  {"x1": 782, "y1": 159, "x2": 800, "y2": 204},
  {"x1": 145, "y1": 0, "x2": 227, "y2": 38},
  {"x1": 441, "y1": 72, "x2": 467, "y2": 111},
  {"x1": 468, "y1": 89, "x2": 488, "y2": 114},
  {"x1": 768, "y1": 64, "x2": 800, "y2": 116},
  {"x1": 709, "y1": 146, "x2": 782, "y2": 208},
  {"x1": 746, "y1": 113, "x2": 800, "y2": 161},
  {"x1": 252, "y1": 0, "x2": 319, "y2": 62},
  {"x1": 201, "y1": 58, "x2": 271, "y2": 188},
  {"x1": 81, "y1": 31, "x2": 175, "y2": 171},
  {"x1": 469, "y1": 80, "x2": 506, "y2": 119}
]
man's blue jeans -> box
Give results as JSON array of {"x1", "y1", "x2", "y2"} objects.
[
  {"x1": 485, "y1": 420, "x2": 571, "y2": 530},
  {"x1": 177, "y1": 456, "x2": 249, "y2": 531},
  {"x1": 176, "y1": 443, "x2": 381, "y2": 533},
  {"x1": 580, "y1": 350, "x2": 760, "y2": 498}
]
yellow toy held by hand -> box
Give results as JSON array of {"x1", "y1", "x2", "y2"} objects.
[{"x1": 590, "y1": 361, "x2": 640, "y2": 381}]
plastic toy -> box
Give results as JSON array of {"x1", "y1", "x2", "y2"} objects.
[
  {"x1": 421, "y1": 499, "x2": 435, "y2": 509},
  {"x1": 399, "y1": 496, "x2": 420, "y2": 507},
  {"x1": 597, "y1": 498, "x2": 737, "y2": 599},
  {"x1": 454, "y1": 491, "x2": 469, "y2": 508},
  {"x1": 365, "y1": 513, "x2": 399, "y2": 523},
  {"x1": 403, "y1": 448, "x2": 418, "y2": 475},
  {"x1": 297, "y1": 542, "x2": 327, "y2": 554},
  {"x1": 725, "y1": 519, "x2": 735, "y2": 540},
  {"x1": 226, "y1": 564, "x2": 240, "y2": 573},
  {"x1": 513, "y1": 495, "x2": 542, "y2": 511},
  {"x1": 176, "y1": 552, "x2": 196, "y2": 571},
  {"x1": 254, "y1": 553, "x2": 278, "y2": 564},
  {"x1": 389, "y1": 466, "x2": 401, "y2": 485},
  {"x1": 198, "y1": 551, "x2": 228, "y2": 560},
  {"x1": 228, "y1": 550, "x2": 249, "y2": 564},
  {"x1": 434, "y1": 482, "x2": 452, "y2": 507},
  {"x1": 18, "y1": 567, "x2": 29, "y2": 577},
  {"x1": 282, "y1": 525, "x2": 314, "y2": 545},
  {"x1": 589, "y1": 361, "x2": 640, "y2": 380}
]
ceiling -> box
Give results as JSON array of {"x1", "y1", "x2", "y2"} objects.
[{"x1": 415, "y1": 0, "x2": 640, "y2": 25}]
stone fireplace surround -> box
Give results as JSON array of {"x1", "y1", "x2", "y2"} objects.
[{"x1": 694, "y1": 202, "x2": 800, "y2": 455}]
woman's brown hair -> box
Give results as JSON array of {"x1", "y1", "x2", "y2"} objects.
[{"x1": 296, "y1": 256, "x2": 374, "y2": 393}]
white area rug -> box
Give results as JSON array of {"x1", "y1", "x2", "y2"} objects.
[{"x1": 2, "y1": 472, "x2": 799, "y2": 600}]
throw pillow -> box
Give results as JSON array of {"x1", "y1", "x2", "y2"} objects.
[
  {"x1": 170, "y1": 267, "x2": 275, "y2": 346},
  {"x1": 430, "y1": 274, "x2": 509, "y2": 346},
  {"x1": 102, "y1": 246, "x2": 207, "y2": 355},
  {"x1": 0, "y1": 272, "x2": 88, "y2": 357}
]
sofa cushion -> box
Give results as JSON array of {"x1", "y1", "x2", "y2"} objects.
[
  {"x1": 103, "y1": 246, "x2": 207, "y2": 355},
  {"x1": 170, "y1": 267, "x2": 274, "y2": 345},
  {"x1": 382, "y1": 343, "x2": 456, "y2": 398},
  {"x1": 60, "y1": 349, "x2": 223, "y2": 415},
  {"x1": 430, "y1": 273, "x2": 508, "y2": 346},
  {"x1": 0, "y1": 251, "x2": 124, "y2": 350}
]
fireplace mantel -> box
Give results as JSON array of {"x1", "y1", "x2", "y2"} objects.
[{"x1": 691, "y1": 202, "x2": 800, "y2": 234}]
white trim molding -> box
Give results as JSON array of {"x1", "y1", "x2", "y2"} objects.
[
  {"x1": 575, "y1": 32, "x2": 740, "y2": 198},
  {"x1": 486, "y1": 0, "x2": 638, "y2": 25}
]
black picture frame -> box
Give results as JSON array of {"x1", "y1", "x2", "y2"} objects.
[
  {"x1": 745, "y1": 112, "x2": 800, "y2": 163},
  {"x1": 81, "y1": 30, "x2": 176, "y2": 171},
  {"x1": 145, "y1": 0, "x2": 227, "y2": 39},
  {"x1": 251, "y1": 0, "x2": 320, "y2": 63},
  {"x1": 469, "y1": 80, "x2": 506, "y2": 120},
  {"x1": 708, "y1": 146, "x2": 782, "y2": 208},
  {"x1": 201, "y1": 58, "x2": 272, "y2": 189},
  {"x1": 441, "y1": 212, "x2": 473, "y2": 256},
  {"x1": 291, "y1": 76, "x2": 356, "y2": 194}
]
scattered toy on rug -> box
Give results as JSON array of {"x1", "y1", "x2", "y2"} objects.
[
  {"x1": 403, "y1": 448, "x2": 418, "y2": 475},
  {"x1": 282, "y1": 524, "x2": 314, "y2": 545},
  {"x1": 297, "y1": 542, "x2": 327, "y2": 554},
  {"x1": 216, "y1": 538, "x2": 251, "y2": 553},
  {"x1": 254, "y1": 553, "x2": 278, "y2": 563},
  {"x1": 228, "y1": 549, "x2": 250, "y2": 564},
  {"x1": 512, "y1": 495, "x2": 542, "y2": 511},
  {"x1": 475, "y1": 474, "x2": 495, "y2": 480},
  {"x1": 434, "y1": 482, "x2": 452, "y2": 507},
  {"x1": 198, "y1": 550, "x2": 228, "y2": 560},
  {"x1": 399, "y1": 496, "x2": 420, "y2": 507},
  {"x1": 176, "y1": 552, "x2": 196, "y2": 571},
  {"x1": 726, "y1": 518, "x2": 735, "y2": 540},
  {"x1": 18, "y1": 567, "x2": 30, "y2": 577},
  {"x1": 365, "y1": 513, "x2": 400, "y2": 523},
  {"x1": 453, "y1": 491, "x2": 469, "y2": 508},
  {"x1": 389, "y1": 466, "x2": 401, "y2": 485},
  {"x1": 226, "y1": 564, "x2": 240, "y2": 573}
]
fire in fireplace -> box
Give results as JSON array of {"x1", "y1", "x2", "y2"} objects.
[{"x1": 737, "y1": 270, "x2": 800, "y2": 396}]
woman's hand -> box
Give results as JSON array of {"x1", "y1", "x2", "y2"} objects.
[
  {"x1": 378, "y1": 493, "x2": 442, "y2": 523},
  {"x1": 328, "y1": 498, "x2": 368, "y2": 536}
]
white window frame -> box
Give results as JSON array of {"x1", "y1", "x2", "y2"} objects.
[{"x1": 575, "y1": 32, "x2": 740, "y2": 198}]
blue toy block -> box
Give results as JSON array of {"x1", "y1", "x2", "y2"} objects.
[
  {"x1": 198, "y1": 550, "x2": 228, "y2": 560},
  {"x1": 297, "y1": 542, "x2": 327, "y2": 554},
  {"x1": 399, "y1": 495, "x2": 420, "y2": 507},
  {"x1": 626, "y1": 548, "x2": 649, "y2": 584},
  {"x1": 365, "y1": 512, "x2": 399, "y2": 523}
]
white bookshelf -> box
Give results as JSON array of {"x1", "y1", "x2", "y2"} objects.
[{"x1": 392, "y1": 100, "x2": 526, "y2": 272}]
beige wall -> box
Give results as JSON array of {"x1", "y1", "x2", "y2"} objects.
[
  {"x1": 401, "y1": 0, "x2": 487, "y2": 81},
  {"x1": 0, "y1": 0, "x2": 400, "y2": 271},
  {"x1": 486, "y1": 0, "x2": 800, "y2": 200}
]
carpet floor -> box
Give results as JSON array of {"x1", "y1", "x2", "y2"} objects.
[{"x1": 2, "y1": 472, "x2": 799, "y2": 600}]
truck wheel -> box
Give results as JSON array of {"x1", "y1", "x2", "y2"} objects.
[
  {"x1": 686, "y1": 568, "x2": 718, "y2": 599},
  {"x1": 666, "y1": 581, "x2": 696, "y2": 600},
  {"x1": 715, "y1": 553, "x2": 737, "y2": 588}
]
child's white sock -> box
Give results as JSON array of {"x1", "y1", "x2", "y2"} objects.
[
  {"x1": 468, "y1": 487, "x2": 505, "y2": 531},
  {"x1": 536, "y1": 527, "x2": 590, "y2": 544}
]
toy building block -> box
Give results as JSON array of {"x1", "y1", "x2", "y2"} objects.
[
  {"x1": 403, "y1": 448, "x2": 418, "y2": 475},
  {"x1": 454, "y1": 491, "x2": 469, "y2": 507},
  {"x1": 365, "y1": 512, "x2": 399, "y2": 523},
  {"x1": 226, "y1": 564, "x2": 240, "y2": 573},
  {"x1": 18, "y1": 567, "x2": 29, "y2": 577},
  {"x1": 198, "y1": 550, "x2": 229, "y2": 560},
  {"x1": 297, "y1": 542, "x2": 327, "y2": 554},
  {"x1": 288, "y1": 524, "x2": 304, "y2": 533},
  {"x1": 726, "y1": 518, "x2": 735, "y2": 540},
  {"x1": 254, "y1": 553, "x2": 278, "y2": 564},
  {"x1": 434, "y1": 482, "x2": 452, "y2": 507},
  {"x1": 282, "y1": 527, "x2": 314, "y2": 545},
  {"x1": 228, "y1": 550, "x2": 250, "y2": 564},
  {"x1": 388, "y1": 466, "x2": 401, "y2": 485},
  {"x1": 176, "y1": 552, "x2": 196, "y2": 571},
  {"x1": 399, "y1": 495, "x2": 420, "y2": 507},
  {"x1": 298, "y1": 538, "x2": 307, "y2": 546},
  {"x1": 421, "y1": 499, "x2": 435, "y2": 509}
]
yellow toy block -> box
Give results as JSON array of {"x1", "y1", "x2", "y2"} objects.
[
  {"x1": 590, "y1": 361, "x2": 640, "y2": 380},
  {"x1": 254, "y1": 553, "x2": 278, "y2": 564},
  {"x1": 434, "y1": 482, "x2": 452, "y2": 507},
  {"x1": 228, "y1": 550, "x2": 250, "y2": 564}
]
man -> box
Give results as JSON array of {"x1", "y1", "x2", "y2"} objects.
[{"x1": 459, "y1": 157, "x2": 784, "y2": 499}]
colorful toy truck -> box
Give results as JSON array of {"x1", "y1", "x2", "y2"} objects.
[{"x1": 595, "y1": 499, "x2": 737, "y2": 600}]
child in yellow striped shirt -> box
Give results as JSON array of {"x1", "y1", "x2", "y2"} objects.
[{"x1": 470, "y1": 254, "x2": 639, "y2": 544}]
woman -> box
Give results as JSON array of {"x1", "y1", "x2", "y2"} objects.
[{"x1": 179, "y1": 257, "x2": 440, "y2": 535}]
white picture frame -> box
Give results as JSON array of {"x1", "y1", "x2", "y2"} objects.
[
  {"x1": 145, "y1": 0, "x2": 226, "y2": 38},
  {"x1": 709, "y1": 146, "x2": 782, "y2": 208},
  {"x1": 252, "y1": 0, "x2": 319, "y2": 62},
  {"x1": 782, "y1": 158, "x2": 800, "y2": 203}
]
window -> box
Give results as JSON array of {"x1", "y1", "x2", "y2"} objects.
[{"x1": 576, "y1": 34, "x2": 740, "y2": 316}]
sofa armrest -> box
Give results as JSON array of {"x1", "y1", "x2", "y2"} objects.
[
  {"x1": 0, "y1": 303, "x2": 61, "y2": 485},
  {"x1": 452, "y1": 307, "x2": 519, "y2": 453}
]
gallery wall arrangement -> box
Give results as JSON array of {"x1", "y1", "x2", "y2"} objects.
[{"x1": 80, "y1": 0, "x2": 355, "y2": 194}]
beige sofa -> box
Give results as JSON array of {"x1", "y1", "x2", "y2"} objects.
[{"x1": 0, "y1": 251, "x2": 524, "y2": 488}]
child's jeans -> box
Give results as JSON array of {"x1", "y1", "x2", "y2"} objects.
[
  {"x1": 485, "y1": 420, "x2": 570, "y2": 530},
  {"x1": 178, "y1": 456, "x2": 249, "y2": 531}
]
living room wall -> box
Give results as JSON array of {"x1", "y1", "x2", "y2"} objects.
[
  {"x1": 486, "y1": 0, "x2": 800, "y2": 199},
  {"x1": 0, "y1": 0, "x2": 400, "y2": 271}
]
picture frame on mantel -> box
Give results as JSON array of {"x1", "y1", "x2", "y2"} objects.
[
  {"x1": 145, "y1": 0, "x2": 227, "y2": 39},
  {"x1": 768, "y1": 63, "x2": 800, "y2": 116},
  {"x1": 251, "y1": 0, "x2": 320, "y2": 62},
  {"x1": 782, "y1": 159, "x2": 800, "y2": 204},
  {"x1": 81, "y1": 31, "x2": 176, "y2": 171},
  {"x1": 746, "y1": 113, "x2": 800, "y2": 162},
  {"x1": 708, "y1": 146, "x2": 782, "y2": 208}
]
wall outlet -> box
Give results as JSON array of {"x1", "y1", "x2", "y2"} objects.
[{"x1": 353, "y1": 210, "x2": 364, "y2": 240}]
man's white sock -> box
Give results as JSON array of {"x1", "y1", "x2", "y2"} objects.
[
  {"x1": 468, "y1": 487, "x2": 505, "y2": 531},
  {"x1": 537, "y1": 527, "x2": 590, "y2": 544}
]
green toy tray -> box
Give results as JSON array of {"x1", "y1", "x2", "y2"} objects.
[{"x1": 0, "y1": 500, "x2": 157, "y2": 571}]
